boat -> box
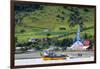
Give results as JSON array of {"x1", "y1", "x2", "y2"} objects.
[{"x1": 41, "y1": 48, "x2": 67, "y2": 60}]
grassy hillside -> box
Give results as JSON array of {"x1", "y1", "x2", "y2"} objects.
[{"x1": 15, "y1": 4, "x2": 95, "y2": 43}]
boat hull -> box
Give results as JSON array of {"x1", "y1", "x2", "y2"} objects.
[{"x1": 42, "y1": 56, "x2": 66, "y2": 60}]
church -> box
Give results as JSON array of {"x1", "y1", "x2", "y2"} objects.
[{"x1": 71, "y1": 26, "x2": 89, "y2": 50}]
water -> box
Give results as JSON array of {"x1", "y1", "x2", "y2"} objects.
[{"x1": 15, "y1": 56, "x2": 94, "y2": 66}]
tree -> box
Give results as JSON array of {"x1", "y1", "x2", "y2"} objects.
[
  {"x1": 83, "y1": 33, "x2": 88, "y2": 39},
  {"x1": 69, "y1": 8, "x2": 84, "y2": 31},
  {"x1": 15, "y1": 37, "x2": 18, "y2": 43},
  {"x1": 20, "y1": 29, "x2": 25, "y2": 33}
]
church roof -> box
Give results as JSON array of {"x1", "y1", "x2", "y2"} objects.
[{"x1": 71, "y1": 41, "x2": 83, "y2": 48}]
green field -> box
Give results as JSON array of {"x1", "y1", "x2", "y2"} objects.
[{"x1": 15, "y1": 4, "x2": 95, "y2": 43}]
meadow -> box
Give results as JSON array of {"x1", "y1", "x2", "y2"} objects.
[{"x1": 15, "y1": 4, "x2": 95, "y2": 51}]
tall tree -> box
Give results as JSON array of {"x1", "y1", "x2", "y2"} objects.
[{"x1": 69, "y1": 8, "x2": 84, "y2": 31}]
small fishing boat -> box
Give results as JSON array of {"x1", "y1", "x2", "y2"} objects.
[{"x1": 41, "y1": 48, "x2": 67, "y2": 60}]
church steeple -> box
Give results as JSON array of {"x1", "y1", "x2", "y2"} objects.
[{"x1": 76, "y1": 26, "x2": 80, "y2": 41}]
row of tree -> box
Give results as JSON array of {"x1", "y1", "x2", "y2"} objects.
[{"x1": 15, "y1": 32, "x2": 94, "y2": 52}]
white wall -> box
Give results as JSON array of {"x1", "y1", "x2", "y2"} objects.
[{"x1": 0, "y1": 0, "x2": 100, "y2": 69}]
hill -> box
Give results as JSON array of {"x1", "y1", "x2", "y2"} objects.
[{"x1": 15, "y1": 3, "x2": 95, "y2": 43}]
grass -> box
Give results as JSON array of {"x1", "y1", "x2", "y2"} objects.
[{"x1": 15, "y1": 4, "x2": 95, "y2": 43}]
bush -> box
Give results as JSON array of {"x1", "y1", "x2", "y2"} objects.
[{"x1": 20, "y1": 29, "x2": 25, "y2": 33}]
